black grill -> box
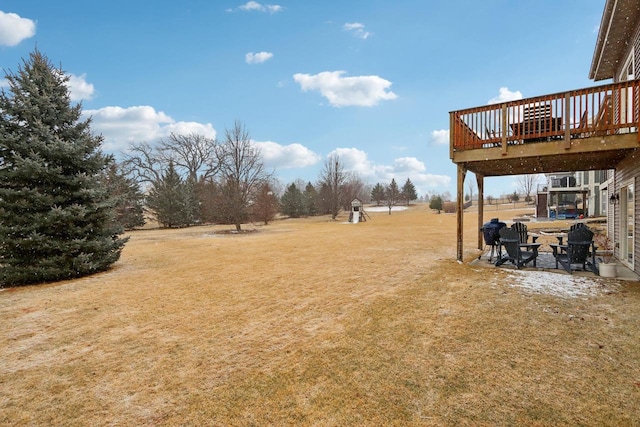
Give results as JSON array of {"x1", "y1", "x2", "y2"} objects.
[{"x1": 480, "y1": 218, "x2": 506, "y2": 262}]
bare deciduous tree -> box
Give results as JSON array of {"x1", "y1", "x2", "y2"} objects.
[
  {"x1": 122, "y1": 141, "x2": 163, "y2": 184},
  {"x1": 516, "y1": 174, "x2": 539, "y2": 203},
  {"x1": 466, "y1": 179, "x2": 476, "y2": 203},
  {"x1": 386, "y1": 178, "x2": 400, "y2": 215},
  {"x1": 215, "y1": 121, "x2": 272, "y2": 231},
  {"x1": 158, "y1": 132, "x2": 217, "y2": 182},
  {"x1": 319, "y1": 153, "x2": 346, "y2": 220}
]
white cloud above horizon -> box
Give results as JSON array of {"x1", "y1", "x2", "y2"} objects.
[
  {"x1": 488, "y1": 87, "x2": 523, "y2": 105},
  {"x1": 255, "y1": 141, "x2": 321, "y2": 170},
  {"x1": 66, "y1": 73, "x2": 95, "y2": 101},
  {"x1": 0, "y1": 11, "x2": 36, "y2": 46},
  {"x1": 237, "y1": 1, "x2": 283, "y2": 13},
  {"x1": 327, "y1": 147, "x2": 451, "y2": 195},
  {"x1": 246, "y1": 51, "x2": 273, "y2": 64},
  {"x1": 431, "y1": 129, "x2": 449, "y2": 145},
  {"x1": 344, "y1": 22, "x2": 371, "y2": 39},
  {"x1": 83, "y1": 105, "x2": 217, "y2": 153},
  {"x1": 293, "y1": 71, "x2": 397, "y2": 107}
]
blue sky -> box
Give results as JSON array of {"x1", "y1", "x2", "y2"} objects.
[{"x1": 1, "y1": 0, "x2": 606, "y2": 197}]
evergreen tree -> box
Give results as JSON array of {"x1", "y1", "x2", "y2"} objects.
[
  {"x1": 0, "y1": 50, "x2": 127, "y2": 286},
  {"x1": 103, "y1": 162, "x2": 145, "y2": 230},
  {"x1": 401, "y1": 178, "x2": 418, "y2": 205},
  {"x1": 303, "y1": 182, "x2": 319, "y2": 216},
  {"x1": 371, "y1": 183, "x2": 386, "y2": 206},
  {"x1": 280, "y1": 183, "x2": 304, "y2": 218},
  {"x1": 429, "y1": 195, "x2": 444, "y2": 213},
  {"x1": 146, "y1": 161, "x2": 193, "y2": 227},
  {"x1": 385, "y1": 178, "x2": 400, "y2": 215}
]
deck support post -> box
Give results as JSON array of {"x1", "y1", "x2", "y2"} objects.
[
  {"x1": 476, "y1": 173, "x2": 485, "y2": 251},
  {"x1": 456, "y1": 164, "x2": 467, "y2": 262}
]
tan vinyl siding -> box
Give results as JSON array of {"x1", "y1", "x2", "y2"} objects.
[{"x1": 614, "y1": 156, "x2": 639, "y2": 273}]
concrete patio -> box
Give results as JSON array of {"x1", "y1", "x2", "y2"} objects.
[{"x1": 473, "y1": 249, "x2": 640, "y2": 281}]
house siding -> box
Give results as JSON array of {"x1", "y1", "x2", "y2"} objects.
[
  {"x1": 608, "y1": 16, "x2": 640, "y2": 275},
  {"x1": 613, "y1": 156, "x2": 639, "y2": 273}
]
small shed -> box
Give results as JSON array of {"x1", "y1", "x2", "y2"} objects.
[{"x1": 349, "y1": 198, "x2": 366, "y2": 223}]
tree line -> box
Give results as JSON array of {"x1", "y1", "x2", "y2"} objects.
[{"x1": 0, "y1": 49, "x2": 424, "y2": 286}]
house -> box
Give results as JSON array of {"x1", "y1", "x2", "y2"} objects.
[
  {"x1": 449, "y1": 0, "x2": 640, "y2": 275},
  {"x1": 535, "y1": 170, "x2": 608, "y2": 219}
]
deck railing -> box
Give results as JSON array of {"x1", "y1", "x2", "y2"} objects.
[{"x1": 450, "y1": 80, "x2": 640, "y2": 152}]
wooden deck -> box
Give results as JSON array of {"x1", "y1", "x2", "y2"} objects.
[
  {"x1": 450, "y1": 80, "x2": 640, "y2": 262},
  {"x1": 450, "y1": 80, "x2": 640, "y2": 176}
]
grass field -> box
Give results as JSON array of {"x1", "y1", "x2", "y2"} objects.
[{"x1": 1, "y1": 204, "x2": 639, "y2": 426}]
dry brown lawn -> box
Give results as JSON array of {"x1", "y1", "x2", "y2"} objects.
[{"x1": 1, "y1": 204, "x2": 639, "y2": 426}]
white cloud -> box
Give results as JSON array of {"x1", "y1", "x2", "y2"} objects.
[
  {"x1": 431, "y1": 129, "x2": 449, "y2": 145},
  {"x1": 82, "y1": 105, "x2": 216, "y2": 153},
  {"x1": 293, "y1": 71, "x2": 397, "y2": 107},
  {"x1": 246, "y1": 51, "x2": 273, "y2": 64},
  {"x1": 0, "y1": 11, "x2": 36, "y2": 46},
  {"x1": 344, "y1": 22, "x2": 371, "y2": 39},
  {"x1": 326, "y1": 148, "x2": 451, "y2": 195},
  {"x1": 238, "y1": 1, "x2": 283, "y2": 13},
  {"x1": 488, "y1": 87, "x2": 523, "y2": 105},
  {"x1": 66, "y1": 73, "x2": 94, "y2": 101},
  {"x1": 254, "y1": 141, "x2": 321, "y2": 169}
]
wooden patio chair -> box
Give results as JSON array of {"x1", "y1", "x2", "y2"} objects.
[
  {"x1": 556, "y1": 222, "x2": 588, "y2": 244},
  {"x1": 511, "y1": 221, "x2": 538, "y2": 244},
  {"x1": 550, "y1": 226, "x2": 598, "y2": 274},
  {"x1": 495, "y1": 226, "x2": 541, "y2": 269}
]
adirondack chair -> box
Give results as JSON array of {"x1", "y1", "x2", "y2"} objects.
[
  {"x1": 556, "y1": 222, "x2": 588, "y2": 245},
  {"x1": 550, "y1": 226, "x2": 598, "y2": 274},
  {"x1": 495, "y1": 226, "x2": 541, "y2": 269},
  {"x1": 511, "y1": 221, "x2": 538, "y2": 244}
]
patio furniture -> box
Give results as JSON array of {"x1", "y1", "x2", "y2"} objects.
[
  {"x1": 495, "y1": 226, "x2": 541, "y2": 269},
  {"x1": 512, "y1": 221, "x2": 538, "y2": 244},
  {"x1": 509, "y1": 104, "x2": 563, "y2": 142},
  {"x1": 550, "y1": 226, "x2": 599, "y2": 274}
]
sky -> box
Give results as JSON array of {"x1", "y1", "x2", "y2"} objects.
[{"x1": 0, "y1": 0, "x2": 608, "y2": 198}]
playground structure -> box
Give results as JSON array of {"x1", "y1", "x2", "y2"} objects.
[{"x1": 349, "y1": 198, "x2": 370, "y2": 223}]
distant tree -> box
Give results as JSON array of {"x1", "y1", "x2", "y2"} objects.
[
  {"x1": 487, "y1": 195, "x2": 495, "y2": 205},
  {"x1": 280, "y1": 183, "x2": 305, "y2": 218},
  {"x1": 466, "y1": 179, "x2": 476, "y2": 204},
  {"x1": 196, "y1": 178, "x2": 218, "y2": 224},
  {"x1": 0, "y1": 49, "x2": 127, "y2": 286},
  {"x1": 507, "y1": 191, "x2": 520, "y2": 205},
  {"x1": 103, "y1": 162, "x2": 145, "y2": 230},
  {"x1": 401, "y1": 178, "x2": 418, "y2": 205},
  {"x1": 341, "y1": 173, "x2": 366, "y2": 211},
  {"x1": 158, "y1": 132, "x2": 218, "y2": 182},
  {"x1": 122, "y1": 141, "x2": 164, "y2": 185},
  {"x1": 516, "y1": 174, "x2": 539, "y2": 203},
  {"x1": 251, "y1": 182, "x2": 279, "y2": 225},
  {"x1": 385, "y1": 178, "x2": 400, "y2": 215},
  {"x1": 317, "y1": 182, "x2": 332, "y2": 215},
  {"x1": 429, "y1": 195, "x2": 444, "y2": 213},
  {"x1": 215, "y1": 121, "x2": 272, "y2": 231},
  {"x1": 303, "y1": 182, "x2": 319, "y2": 216},
  {"x1": 124, "y1": 133, "x2": 217, "y2": 186},
  {"x1": 318, "y1": 154, "x2": 346, "y2": 220},
  {"x1": 371, "y1": 183, "x2": 386, "y2": 206},
  {"x1": 146, "y1": 161, "x2": 194, "y2": 228}
]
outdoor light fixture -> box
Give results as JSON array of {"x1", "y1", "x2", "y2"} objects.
[{"x1": 609, "y1": 193, "x2": 619, "y2": 204}]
